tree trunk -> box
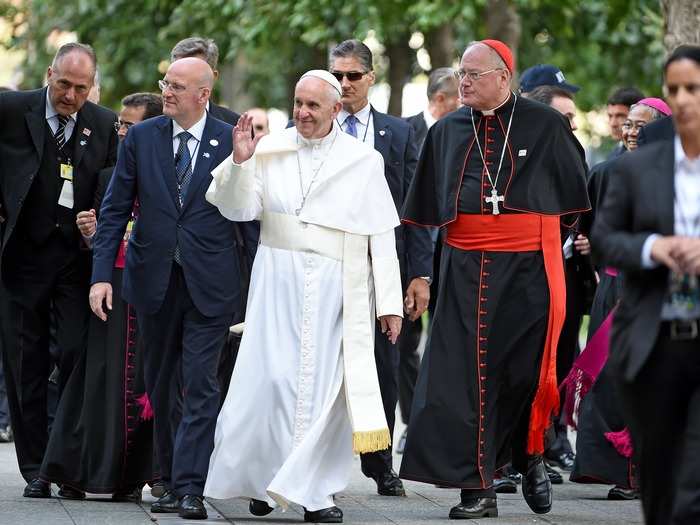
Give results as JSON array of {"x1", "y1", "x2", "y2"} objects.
[
  {"x1": 424, "y1": 23, "x2": 456, "y2": 69},
  {"x1": 484, "y1": 0, "x2": 521, "y2": 78},
  {"x1": 662, "y1": 0, "x2": 700, "y2": 51},
  {"x1": 386, "y1": 36, "x2": 412, "y2": 117}
]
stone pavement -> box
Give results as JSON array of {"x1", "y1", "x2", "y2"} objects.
[{"x1": 0, "y1": 437, "x2": 643, "y2": 525}]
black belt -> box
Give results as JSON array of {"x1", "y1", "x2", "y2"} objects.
[{"x1": 660, "y1": 319, "x2": 699, "y2": 341}]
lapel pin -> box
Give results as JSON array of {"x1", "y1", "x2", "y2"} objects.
[
  {"x1": 379, "y1": 130, "x2": 386, "y2": 136},
  {"x1": 79, "y1": 140, "x2": 87, "y2": 146},
  {"x1": 203, "y1": 152, "x2": 210, "y2": 158},
  {"x1": 518, "y1": 149, "x2": 527, "y2": 157},
  {"x1": 82, "y1": 128, "x2": 91, "y2": 136},
  {"x1": 209, "y1": 139, "x2": 219, "y2": 147}
]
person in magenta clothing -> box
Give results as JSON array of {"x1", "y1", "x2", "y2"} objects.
[{"x1": 39, "y1": 93, "x2": 163, "y2": 502}]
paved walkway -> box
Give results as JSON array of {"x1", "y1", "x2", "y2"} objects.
[{"x1": 0, "y1": 437, "x2": 643, "y2": 525}]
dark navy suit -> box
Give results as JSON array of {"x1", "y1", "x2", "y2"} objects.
[
  {"x1": 92, "y1": 113, "x2": 257, "y2": 496},
  {"x1": 360, "y1": 108, "x2": 434, "y2": 477}
]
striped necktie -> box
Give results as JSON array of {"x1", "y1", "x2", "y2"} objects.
[
  {"x1": 55, "y1": 114, "x2": 70, "y2": 150},
  {"x1": 173, "y1": 131, "x2": 193, "y2": 265}
]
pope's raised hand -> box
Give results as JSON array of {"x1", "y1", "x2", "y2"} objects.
[{"x1": 233, "y1": 113, "x2": 264, "y2": 164}]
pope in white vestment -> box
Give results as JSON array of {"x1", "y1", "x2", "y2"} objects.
[{"x1": 203, "y1": 71, "x2": 404, "y2": 518}]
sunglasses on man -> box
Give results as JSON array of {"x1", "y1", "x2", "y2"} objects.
[{"x1": 330, "y1": 70, "x2": 368, "y2": 82}]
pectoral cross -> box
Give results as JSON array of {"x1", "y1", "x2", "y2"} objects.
[{"x1": 484, "y1": 188, "x2": 505, "y2": 215}]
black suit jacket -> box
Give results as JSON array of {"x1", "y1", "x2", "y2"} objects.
[
  {"x1": 592, "y1": 139, "x2": 676, "y2": 382},
  {"x1": 637, "y1": 116, "x2": 675, "y2": 147},
  {"x1": 372, "y1": 108, "x2": 433, "y2": 282},
  {"x1": 208, "y1": 102, "x2": 240, "y2": 126},
  {"x1": 404, "y1": 112, "x2": 428, "y2": 151},
  {"x1": 0, "y1": 87, "x2": 118, "y2": 279}
]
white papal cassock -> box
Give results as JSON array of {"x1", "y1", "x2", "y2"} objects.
[{"x1": 203, "y1": 123, "x2": 403, "y2": 511}]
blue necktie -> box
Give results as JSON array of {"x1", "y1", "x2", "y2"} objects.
[
  {"x1": 345, "y1": 114, "x2": 358, "y2": 138},
  {"x1": 174, "y1": 131, "x2": 192, "y2": 264}
]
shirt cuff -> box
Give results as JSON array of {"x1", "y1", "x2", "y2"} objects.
[
  {"x1": 82, "y1": 231, "x2": 96, "y2": 249},
  {"x1": 641, "y1": 233, "x2": 660, "y2": 269}
]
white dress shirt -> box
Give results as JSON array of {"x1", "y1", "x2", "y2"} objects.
[
  {"x1": 337, "y1": 103, "x2": 374, "y2": 148},
  {"x1": 45, "y1": 89, "x2": 77, "y2": 143},
  {"x1": 172, "y1": 111, "x2": 207, "y2": 172}
]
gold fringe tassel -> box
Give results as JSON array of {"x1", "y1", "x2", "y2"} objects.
[{"x1": 352, "y1": 428, "x2": 391, "y2": 454}]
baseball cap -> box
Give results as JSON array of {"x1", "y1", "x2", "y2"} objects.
[{"x1": 519, "y1": 64, "x2": 580, "y2": 94}]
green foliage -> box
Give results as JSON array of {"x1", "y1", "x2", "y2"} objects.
[{"x1": 0, "y1": 0, "x2": 665, "y2": 112}]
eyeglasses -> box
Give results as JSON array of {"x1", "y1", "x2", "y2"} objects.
[
  {"x1": 621, "y1": 121, "x2": 647, "y2": 132},
  {"x1": 330, "y1": 70, "x2": 368, "y2": 82},
  {"x1": 454, "y1": 68, "x2": 502, "y2": 82},
  {"x1": 158, "y1": 79, "x2": 190, "y2": 93},
  {"x1": 113, "y1": 120, "x2": 134, "y2": 132}
]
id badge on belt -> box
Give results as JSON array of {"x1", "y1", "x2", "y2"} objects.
[{"x1": 58, "y1": 162, "x2": 74, "y2": 209}]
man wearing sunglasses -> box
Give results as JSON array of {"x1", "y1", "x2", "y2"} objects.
[{"x1": 329, "y1": 39, "x2": 434, "y2": 499}]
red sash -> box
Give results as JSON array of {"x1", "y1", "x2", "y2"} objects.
[{"x1": 446, "y1": 213, "x2": 565, "y2": 455}]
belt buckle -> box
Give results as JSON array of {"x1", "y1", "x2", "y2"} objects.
[{"x1": 670, "y1": 320, "x2": 699, "y2": 340}]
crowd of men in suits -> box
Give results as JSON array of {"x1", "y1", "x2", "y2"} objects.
[{"x1": 0, "y1": 32, "x2": 698, "y2": 525}]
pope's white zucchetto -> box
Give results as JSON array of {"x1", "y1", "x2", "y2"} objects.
[{"x1": 299, "y1": 69, "x2": 343, "y2": 97}]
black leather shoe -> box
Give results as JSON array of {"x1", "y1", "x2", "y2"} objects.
[
  {"x1": 449, "y1": 497, "x2": 498, "y2": 519},
  {"x1": 150, "y1": 490, "x2": 180, "y2": 513},
  {"x1": 150, "y1": 480, "x2": 167, "y2": 498},
  {"x1": 58, "y1": 485, "x2": 86, "y2": 500},
  {"x1": 501, "y1": 464, "x2": 522, "y2": 484},
  {"x1": 522, "y1": 457, "x2": 553, "y2": 514},
  {"x1": 179, "y1": 495, "x2": 207, "y2": 520},
  {"x1": 608, "y1": 486, "x2": 639, "y2": 500},
  {"x1": 23, "y1": 478, "x2": 50, "y2": 498},
  {"x1": 545, "y1": 450, "x2": 575, "y2": 471},
  {"x1": 368, "y1": 469, "x2": 406, "y2": 496},
  {"x1": 112, "y1": 485, "x2": 142, "y2": 503},
  {"x1": 545, "y1": 464, "x2": 563, "y2": 485},
  {"x1": 303, "y1": 506, "x2": 343, "y2": 523},
  {"x1": 493, "y1": 477, "x2": 517, "y2": 494},
  {"x1": 250, "y1": 498, "x2": 274, "y2": 516}
]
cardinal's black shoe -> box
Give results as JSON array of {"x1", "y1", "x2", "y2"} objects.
[
  {"x1": 607, "y1": 486, "x2": 639, "y2": 500},
  {"x1": 522, "y1": 457, "x2": 553, "y2": 514},
  {"x1": 303, "y1": 506, "x2": 343, "y2": 523},
  {"x1": 250, "y1": 498, "x2": 274, "y2": 516},
  {"x1": 448, "y1": 497, "x2": 498, "y2": 519}
]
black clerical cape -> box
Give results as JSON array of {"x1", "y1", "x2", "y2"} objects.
[{"x1": 399, "y1": 94, "x2": 589, "y2": 489}]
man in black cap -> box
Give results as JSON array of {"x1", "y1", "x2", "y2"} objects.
[{"x1": 519, "y1": 64, "x2": 580, "y2": 97}]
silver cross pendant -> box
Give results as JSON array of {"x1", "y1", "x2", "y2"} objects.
[{"x1": 484, "y1": 188, "x2": 505, "y2": 215}]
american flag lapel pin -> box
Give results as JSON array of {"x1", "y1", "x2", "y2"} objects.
[
  {"x1": 203, "y1": 152, "x2": 210, "y2": 158},
  {"x1": 82, "y1": 128, "x2": 91, "y2": 136}
]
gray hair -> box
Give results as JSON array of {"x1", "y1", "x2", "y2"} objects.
[
  {"x1": 427, "y1": 67, "x2": 458, "y2": 100},
  {"x1": 629, "y1": 102, "x2": 663, "y2": 122},
  {"x1": 52, "y1": 42, "x2": 97, "y2": 74},
  {"x1": 329, "y1": 39, "x2": 373, "y2": 71},
  {"x1": 465, "y1": 41, "x2": 507, "y2": 71},
  {"x1": 171, "y1": 37, "x2": 219, "y2": 70}
]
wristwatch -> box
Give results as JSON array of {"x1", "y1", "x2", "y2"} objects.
[{"x1": 418, "y1": 276, "x2": 433, "y2": 285}]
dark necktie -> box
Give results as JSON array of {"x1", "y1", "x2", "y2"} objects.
[
  {"x1": 55, "y1": 114, "x2": 70, "y2": 150},
  {"x1": 175, "y1": 131, "x2": 193, "y2": 206},
  {"x1": 174, "y1": 131, "x2": 193, "y2": 264},
  {"x1": 345, "y1": 114, "x2": 358, "y2": 138}
]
